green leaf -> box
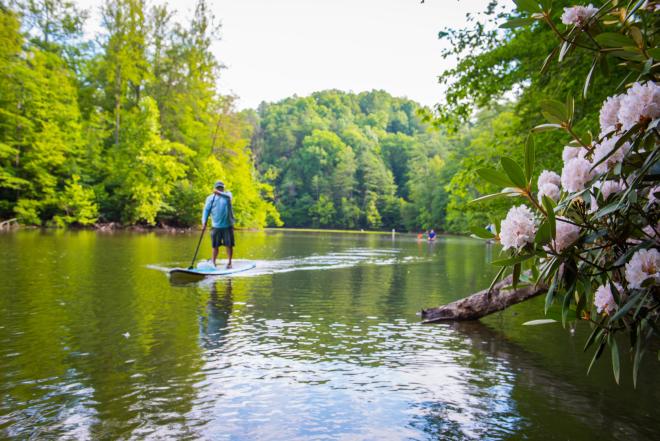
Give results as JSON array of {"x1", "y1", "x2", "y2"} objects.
[
  {"x1": 524, "y1": 136, "x2": 535, "y2": 184},
  {"x1": 470, "y1": 189, "x2": 519, "y2": 204},
  {"x1": 513, "y1": 0, "x2": 540, "y2": 13},
  {"x1": 532, "y1": 123, "x2": 562, "y2": 132},
  {"x1": 500, "y1": 17, "x2": 536, "y2": 28},
  {"x1": 470, "y1": 226, "x2": 496, "y2": 239},
  {"x1": 542, "y1": 195, "x2": 556, "y2": 239},
  {"x1": 610, "y1": 292, "x2": 642, "y2": 321},
  {"x1": 610, "y1": 336, "x2": 620, "y2": 384},
  {"x1": 595, "y1": 32, "x2": 636, "y2": 48},
  {"x1": 535, "y1": 220, "x2": 552, "y2": 245},
  {"x1": 540, "y1": 99, "x2": 567, "y2": 123},
  {"x1": 566, "y1": 95, "x2": 574, "y2": 124},
  {"x1": 522, "y1": 319, "x2": 558, "y2": 326},
  {"x1": 538, "y1": 0, "x2": 552, "y2": 11},
  {"x1": 540, "y1": 47, "x2": 558, "y2": 75},
  {"x1": 512, "y1": 263, "x2": 521, "y2": 289},
  {"x1": 476, "y1": 168, "x2": 514, "y2": 188},
  {"x1": 648, "y1": 48, "x2": 660, "y2": 59},
  {"x1": 584, "y1": 326, "x2": 603, "y2": 352},
  {"x1": 500, "y1": 157, "x2": 527, "y2": 189},
  {"x1": 545, "y1": 273, "x2": 559, "y2": 314},
  {"x1": 587, "y1": 338, "x2": 606, "y2": 375},
  {"x1": 583, "y1": 56, "x2": 599, "y2": 99}
]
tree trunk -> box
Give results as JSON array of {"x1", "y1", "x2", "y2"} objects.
[{"x1": 421, "y1": 275, "x2": 547, "y2": 323}]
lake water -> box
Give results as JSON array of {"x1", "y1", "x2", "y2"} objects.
[{"x1": 0, "y1": 230, "x2": 658, "y2": 440}]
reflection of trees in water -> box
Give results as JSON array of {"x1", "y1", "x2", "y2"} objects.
[
  {"x1": 199, "y1": 280, "x2": 234, "y2": 350},
  {"x1": 411, "y1": 321, "x2": 648, "y2": 441}
]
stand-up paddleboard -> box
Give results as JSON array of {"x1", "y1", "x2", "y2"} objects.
[{"x1": 169, "y1": 261, "x2": 256, "y2": 282}]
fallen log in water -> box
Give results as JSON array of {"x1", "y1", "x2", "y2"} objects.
[
  {"x1": 421, "y1": 275, "x2": 547, "y2": 323},
  {"x1": 0, "y1": 218, "x2": 17, "y2": 230}
]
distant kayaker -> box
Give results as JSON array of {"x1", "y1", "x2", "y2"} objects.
[
  {"x1": 202, "y1": 181, "x2": 235, "y2": 268},
  {"x1": 428, "y1": 229, "x2": 437, "y2": 241}
]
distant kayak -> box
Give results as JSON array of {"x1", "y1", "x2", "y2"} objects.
[{"x1": 169, "y1": 261, "x2": 256, "y2": 281}]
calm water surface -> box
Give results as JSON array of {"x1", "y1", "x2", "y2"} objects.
[{"x1": 0, "y1": 230, "x2": 658, "y2": 440}]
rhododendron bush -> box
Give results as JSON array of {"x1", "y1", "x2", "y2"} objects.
[{"x1": 474, "y1": 0, "x2": 659, "y2": 385}]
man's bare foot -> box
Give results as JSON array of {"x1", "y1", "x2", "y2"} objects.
[{"x1": 226, "y1": 263, "x2": 233, "y2": 269}]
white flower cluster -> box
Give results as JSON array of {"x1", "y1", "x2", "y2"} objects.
[
  {"x1": 561, "y1": 157, "x2": 593, "y2": 193},
  {"x1": 598, "y1": 82, "x2": 660, "y2": 133},
  {"x1": 500, "y1": 205, "x2": 536, "y2": 251},
  {"x1": 625, "y1": 248, "x2": 660, "y2": 290},
  {"x1": 592, "y1": 136, "x2": 631, "y2": 174},
  {"x1": 594, "y1": 180, "x2": 623, "y2": 201},
  {"x1": 594, "y1": 282, "x2": 621, "y2": 314},
  {"x1": 561, "y1": 4, "x2": 598, "y2": 26},
  {"x1": 537, "y1": 170, "x2": 561, "y2": 202},
  {"x1": 548, "y1": 217, "x2": 581, "y2": 253}
]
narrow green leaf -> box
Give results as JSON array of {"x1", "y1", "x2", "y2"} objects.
[
  {"x1": 523, "y1": 319, "x2": 558, "y2": 326},
  {"x1": 611, "y1": 336, "x2": 620, "y2": 384},
  {"x1": 545, "y1": 273, "x2": 559, "y2": 314},
  {"x1": 610, "y1": 292, "x2": 641, "y2": 321},
  {"x1": 500, "y1": 17, "x2": 536, "y2": 28},
  {"x1": 476, "y1": 168, "x2": 514, "y2": 188},
  {"x1": 535, "y1": 220, "x2": 552, "y2": 245},
  {"x1": 540, "y1": 47, "x2": 558, "y2": 75},
  {"x1": 470, "y1": 226, "x2": 496, "y2": 239},
  {"x1": 542, "y1": 195, "x2": 556, "y2": 239},
  {"x1": 470, "y1": 191, "x2": 517, "y2": 204},
  {"x1": 501, "y1": 157, "x2": 527, "y2": 189},
  {"x1": 584, "y1": 326, "x2": 603, "y2": 352},
  {"x1": 514, "y1": 0, "x2": 540, "y2": 13},
  {"x1": 584, "y1": 56, "x2": 598, "y2": 99},
  {"x1": 566, "y1": 95, "x2": 575, "y2": 124},
  {"x1": 524, "y1": 136, "x2": 535, "y2": 184},
  {"x1": 587, "y1": 338, "x2": 606, "y2": 375},
  {"x1": 512, "y1": 263, "x2": 521, "y2": 289},
  {"x1": 540, "y1": 99, "x2": 567, "y2": 123},
  {"x1": 532, "y1": 123, "x2": 562, "y2": 132}
]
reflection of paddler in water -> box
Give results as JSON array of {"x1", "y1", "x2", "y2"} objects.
[{"x1": 200, "y1": 279, "x2": 234, "y2": 349}]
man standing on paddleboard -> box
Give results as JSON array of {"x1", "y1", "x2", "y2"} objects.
[{"x1": 202, "y1": 181, "x2": 235, "y2": 268}]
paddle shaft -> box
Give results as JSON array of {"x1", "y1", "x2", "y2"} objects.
[{"x1": 189, "y1": 194, "x2": 216, "y2": 269}]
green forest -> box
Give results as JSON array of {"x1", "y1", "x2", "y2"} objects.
[{"x1": 0, "y1": 0, "x2": 630, "y2": 233}]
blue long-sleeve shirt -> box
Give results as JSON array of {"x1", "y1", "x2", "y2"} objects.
[{"x1": 202, "y1": 191, "x2": 234, "y2": 228}]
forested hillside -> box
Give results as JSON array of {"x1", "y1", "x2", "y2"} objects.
[
  {"x1": 0, "y1": 0, "x2": 279, "y2": 228},
  {"x1": 251, "y1": 90, "x2": 453, "y2": 231}
]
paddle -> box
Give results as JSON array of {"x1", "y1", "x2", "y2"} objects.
[{"x1": 188, "y1": 193, "x2": 216, "y2": 269}]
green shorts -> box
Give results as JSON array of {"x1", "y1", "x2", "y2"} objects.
[{"x1": 211, "y1": 227, "x2": 235, "y2": 248}]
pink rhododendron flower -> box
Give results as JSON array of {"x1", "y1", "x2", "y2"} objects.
[
  {"x1": 599, "y1": 94, "x2": 622, "y2": 132},
  {"x1": 562, "y1": 146, "x2": 588, "y2": 162},
  {"x1": 617, "y1": 82, "x2": 660, "y2": 130},
  {"x1": 592, "y1": 136, "x2": 630, "y2": 174},
  {"x1": 561, "y1": 4, "x2": 598, "y2": 26},
  {"x1": 500, "y1": 205, "x2": 536, "y2": 251},
  {"x1": 594, "y1": 282, "x2": 621, "y2": 314},
  {"x1": 538, "y1": 183, "x2": 561, "y2": 203},
  {"x1": 625, "y1": 248, "x2": 660, "y2": 289},
  {"x1": 561, "y1": 157, "x2": 594, "y2": 193},
  {"x1": 594, "y1": 180, "x2": 623, "y2": 200}
]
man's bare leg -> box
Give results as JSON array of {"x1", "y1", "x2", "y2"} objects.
[
  {"x1": 226, "y1": 247, "x2": 233, "y2": 268},
  {"x1": 212, "y1": 247, "x2": 219, "y2": 267}
]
